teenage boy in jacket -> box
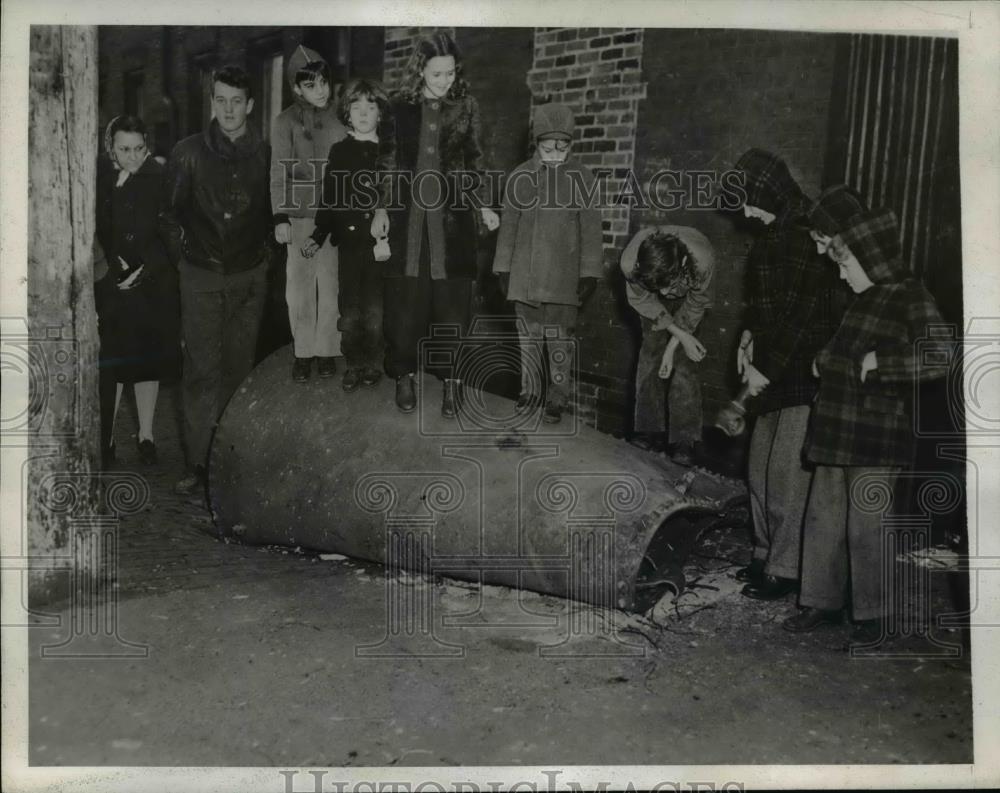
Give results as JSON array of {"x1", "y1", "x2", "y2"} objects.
[
  {"x1": 731, "y1": 148, "x2": 850, "y2": 600},
  {"x1": 492, "y1": 103, "x2": 603, "y2": 424},
  {"x1": 161, "y1": 65, "x2": 274, "y2": 496},
  {"x1": 270, "y1": 45, "x2": 348, "y2": 382}
]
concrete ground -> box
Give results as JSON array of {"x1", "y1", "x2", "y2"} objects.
[{"x1": 28, "y1": 377, "x2": 973, "y2": 767}]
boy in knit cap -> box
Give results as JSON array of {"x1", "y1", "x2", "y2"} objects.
[
  {"x1": 270, "y1": 45, "x2": 347, "y2": 382},
  {"x1": 492, "y1": 103, "x2": 603, "y2": 424}
]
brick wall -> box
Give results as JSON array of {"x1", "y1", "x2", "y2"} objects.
[
  {"x1": 525, "y1": 28, "x2": 648, "y2": 434},
  {"x1": 632, "y1": 29, "x2": 838, "y2": 420}
]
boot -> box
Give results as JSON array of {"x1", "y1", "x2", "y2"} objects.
[
  {"x1": 317, "y1": 356, "x2": 337, "y2": 378},
  {"x1": 292, "y1": 357, "x2": 312, "y2": 383},
  {"x1": 342, "y1": 368, "x2": 362, "y2": 392},
  {"x1": 782, "y1": 607, "x2": 843, "y2": 633},
  {"x1": 442, "y1": 378, "x2": 462, "y2": 419},
  {"x1": 395, "y1": 373, "x2": 416, "y2": 413}
]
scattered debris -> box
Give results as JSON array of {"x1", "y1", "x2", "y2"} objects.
[{"x1": 897, "y1": 546, "x2": 961, "y2": 570}]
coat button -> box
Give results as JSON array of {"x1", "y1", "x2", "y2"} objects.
[
  {"x1": 428, "y1": 123, "x2": 437, "y2": 131},
  {"x1": 426, "y1": 146, "x2": 435, "y2": 154}
]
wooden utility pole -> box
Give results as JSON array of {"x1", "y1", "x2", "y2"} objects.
[{"x1": 26, "y1": 26, "x2": 100, "y2": 604}]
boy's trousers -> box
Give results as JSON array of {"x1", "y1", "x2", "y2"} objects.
[
  {"x1": 179, "y1": 262, "x2": 267, "y2": 470},
  {"x1": 286, "y1": 216, "x2": 341, "y2": 359},
  {"x1": 799, "y1": 465, "x2": 901, "y2": 621},
  {"x1": 514, "y1": 301, "x2": 578, "y2": 408},
  {"x1": 747, "y1": 405, "x2": 813, "y2": 580},
  {"x1": 338, "y1": 240, "x2": 384, "y2": 370},
  {"x1": 633, "y1": 317, "x2": 703, "y2": 444}
]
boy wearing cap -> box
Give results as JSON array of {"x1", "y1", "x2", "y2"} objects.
[
  {"x1": 492, "y1": 103, "x2": 603, "y2": 423},
  {"x1": 270, "y1": 45, "x2": 348, "y2": 382}
]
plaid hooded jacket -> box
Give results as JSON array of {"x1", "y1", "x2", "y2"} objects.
[
  {"x1": 808, "y1": 184, "x2": 868, "y2": 237},
  {"x1": 735, "y1": 149, "x2": 850, "y2": 414},
  {"x1": 805, "y1": 208, "x2": 949, "y2": 466}
]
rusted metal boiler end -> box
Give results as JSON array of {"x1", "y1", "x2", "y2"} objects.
[{"x1": 209, "y1": 347, "x2": 748, "y2": 613}]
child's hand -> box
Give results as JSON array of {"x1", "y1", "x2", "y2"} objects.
[
  {"x1": 736, "y1": 330, "x2": 753, "y2": 375},
  {"x1": 117, "y1": 261, "x2": 144, "y2": 291},
  {"x1": 371, "y1": 209, "x2": 389, "y2": 238},
  {"x1": 301, "y1": 240, "x2": 319, "y2": 259},
  {"x1": 812, "y1": 358, "x2": 820, "y2": 378},
  {"x1": 860, "y1": 350, "x2": 878, "y2": 383},
  {"x1": 496, "y1": 272, "x2": 510, "y2": 297},
  {"x1": 577, "y1": 277, "x2": 598, "y2": 306},
  {"x1": 481, "y1": 207, "x2": 500, "y2": 232},
  {"x1": 659, "y1": 336, "x2": 680, "y2": 379},
  {"x1": 677, "y1": 330, "x2": 706, "y2": 362},
  {"x1": 742, "y1": 363, "x2": 770, "y2": 396},
  {"x1": 274, "y1": 223, "x2": 291, "y2": 245}
]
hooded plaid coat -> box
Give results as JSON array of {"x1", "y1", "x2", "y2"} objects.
[
  {"x1": 735, "y1": 149, "x2": 850, "y2": 414},
  {"x1": 806, "y1": 208, "x2": 949, "y2": 466},
  {"x1": 808, "y1": 183, "x2": 867, "y2": 237}
]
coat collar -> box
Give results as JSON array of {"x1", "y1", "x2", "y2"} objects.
[{"x1": 203, "y1": 117, "x2": 263, "y2": 160}]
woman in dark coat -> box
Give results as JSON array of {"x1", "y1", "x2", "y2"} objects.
[
  {"x1": 95, "y1": 115, "x2": 180, "y2": 466},
  {"x1": 371, "y1": 31, "x2": 500, "y2": 416}
]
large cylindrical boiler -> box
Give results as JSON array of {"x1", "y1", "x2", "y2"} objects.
[{"x1": 210, "y1": 346, "x2": 747, "y2": 612}]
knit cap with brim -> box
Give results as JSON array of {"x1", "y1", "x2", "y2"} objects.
[
  {"x1": 809, "y1": 184, "x2": 868, "y2": 237},
  {"x1": 286, "y1": 44, "x2": 327, "y2": 89},
  {"x1": 534, "y1": 103, "x2": 575, "y2": 140},
  {"x1": 836, "y1": 207, "x2": 907, "y2": 285}
]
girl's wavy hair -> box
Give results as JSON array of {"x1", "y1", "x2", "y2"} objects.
[
  {"x1": 396, "y1": 31, "x2": 469, "y2": 103},
  {"x1": 629, "y1": 232, "x2": 701, "y2": 294}
]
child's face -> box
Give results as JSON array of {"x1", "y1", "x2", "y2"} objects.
[
  {"x1": 743, "y1": 204, "x2": 776, "y2": 225},
  {"x1": 537, "y1": 137, "x2": 571, "y2": 164},
  {"x1": 295, "y1": 75, "x2": 331, "y2": 109},
  {"x1": 349, "y1": 97, "x2": 380, "y2": 135},
  {"x1": 111, "y1": 131, "x2": 147, "y2": 174},
  {"x1": 810, "y1": 228, "x2": 833, "y2": 255},
  {"x1": 422, "y1": 55, "x2": 456, "y2": 99},
  {"x1": 829, "y1": 238, "x2": 874, "y2": 294}
]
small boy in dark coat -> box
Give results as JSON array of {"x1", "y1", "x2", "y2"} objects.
[
  {"x1": 305, "y1": 78, "x2": 391, "y2": 391},
  {"x1": 492, "y1": 103, "x2": 604, "y2": 423},
  {"x1": 783, "y1": 206, "x2": 950, "y2": 640}
]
